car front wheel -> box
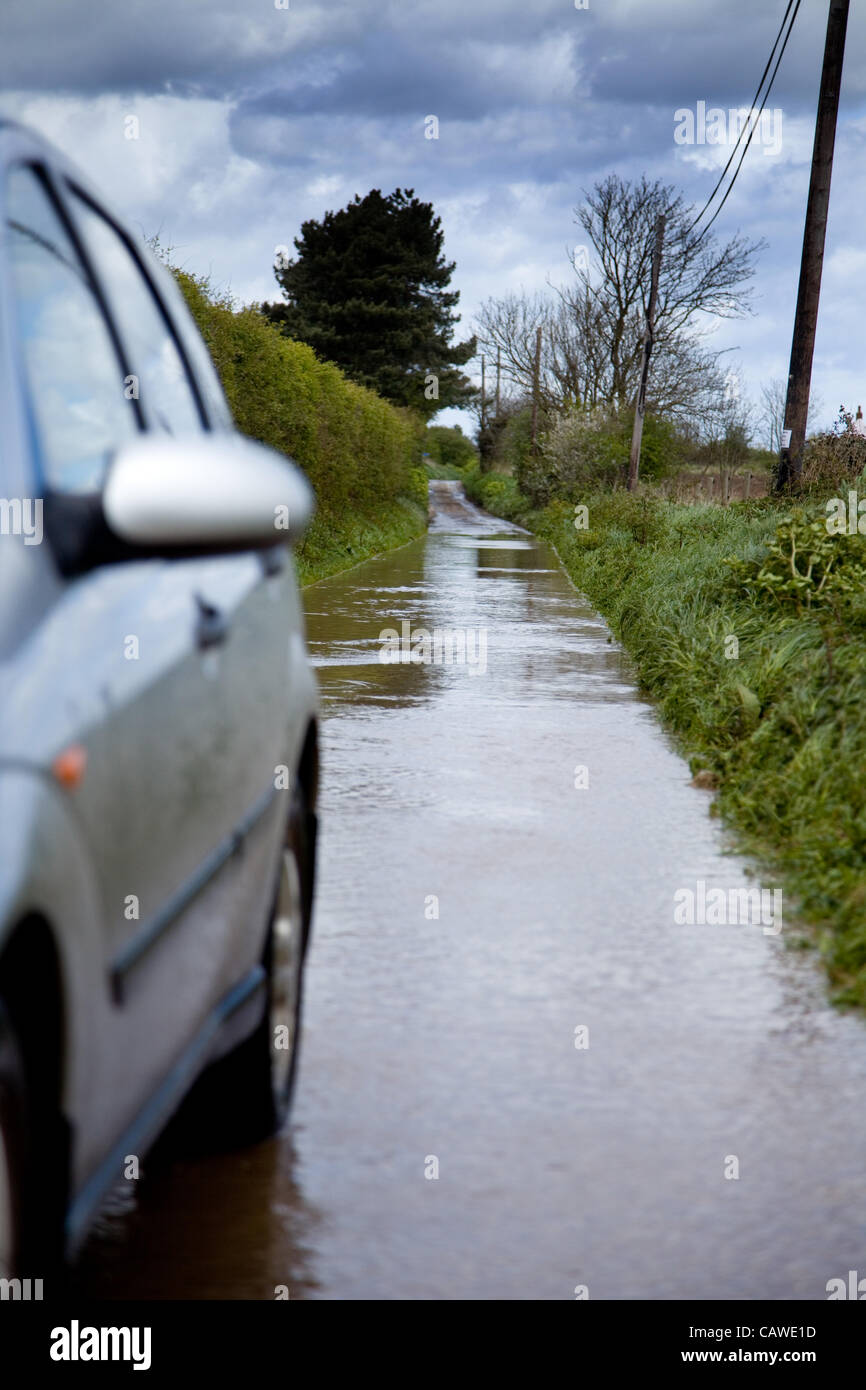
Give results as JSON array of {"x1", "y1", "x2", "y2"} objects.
[
  {"x1": 176, "y1": 785, "x2": 314, "y2": 1150},
  {"x1": 0, "y1": 1004, "x2": 26, "y2": 1281}
]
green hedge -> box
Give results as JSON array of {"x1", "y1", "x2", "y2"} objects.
[{"x1": 174, "y1": 270, "x2": 424, "y2": 517}]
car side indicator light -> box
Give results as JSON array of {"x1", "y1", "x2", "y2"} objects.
[{"x1": 52, "y1": 744, "x2": 88, "y2": 788}]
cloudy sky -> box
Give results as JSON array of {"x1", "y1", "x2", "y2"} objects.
[{"x1": 3, "y1": 0, "x2": 865, "y2": 438}]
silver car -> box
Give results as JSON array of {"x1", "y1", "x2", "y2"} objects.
[{"x1": 0, "y1": 121, "x2": 320, "y2": 1283}]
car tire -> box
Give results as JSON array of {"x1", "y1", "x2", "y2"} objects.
[
  {"x1": 175, "y1": 784, "x2": 314, "y2": 1150},
  {"x1": 0, "y1": 1002, "x2": 28, "y2": 1281}
]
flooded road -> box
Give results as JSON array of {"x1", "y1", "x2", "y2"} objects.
[{"x1": 74, "y1": 481, "x2": 866, "y2": 1300}]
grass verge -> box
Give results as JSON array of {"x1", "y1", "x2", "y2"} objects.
[{"x1": 296, "y1": 496, "x2": 427, "y2": 586}]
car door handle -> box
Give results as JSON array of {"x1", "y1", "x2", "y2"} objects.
[{"x1": 194, "y1": 593, "x2": 230, "y2": 649}]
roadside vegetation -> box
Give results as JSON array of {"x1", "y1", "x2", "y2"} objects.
[
  {"x1": 422, "y1": 423, "x2": 478, "y2": 479},
  {"x1": 174, "y1": 268, "x2": 429, "y2": 584}
]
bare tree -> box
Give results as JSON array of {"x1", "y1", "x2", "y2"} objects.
[
  {"x1": 549, "y1": 282, "x2": 635, "y2": 411},
  {"x1": 760, "y1": 376, "x2": 824, "y2": 450},
  {"x1": 759, "y1": 377, "x2": 786, "y2": 452},
  {"x1": 475, "y1": 174, "x2": 763, "y2": 437},
  {"x1": 477, "y1": 284, "x2": 732, "y2": 431},
  {"x1": 473, "y1": 293, "x2": 555, "y2": 405},
  {"x1": 574, "y1": 174, "x2": 763, "y2": 413},
  {"x1": 558, "y1": 276, "x2": 732, "y2": 427}
]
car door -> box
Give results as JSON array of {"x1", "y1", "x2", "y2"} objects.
[
  {"x1": 4, "y1": 161, "x2": 281, "y2": 1171},
  {"x1": 60, "y1": 181, "x2": 294, "y2": 997}
]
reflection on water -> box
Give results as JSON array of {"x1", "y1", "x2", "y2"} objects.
[{"x1": 73, "y1": 1132, "x2": 322, "y2": 1300}]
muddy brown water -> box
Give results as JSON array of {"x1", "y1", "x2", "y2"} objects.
[{"x1": 72, "y1": 481, "x2": 866, "y2": 1300}]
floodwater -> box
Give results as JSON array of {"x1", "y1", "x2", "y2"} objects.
[{"x1": 73, "y1": 481, "x2": 866, "y2": 1301}]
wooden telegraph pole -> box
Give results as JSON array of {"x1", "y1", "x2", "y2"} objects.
[
  {"x1": 627, "y1": 214, "x2": 665, "y2": 492},
  {"x1": 480, "y1": 354, "x2": 487, "y2": 432},
  {"x1": 495, "y1": 349, "x2": 501, "y2": 418},
  {"x1": 777, "y1": 0, "x2": 850, "y2": 490},
  {"x1": 530, "y1": 326, "x2": 543, "y2": 453}
]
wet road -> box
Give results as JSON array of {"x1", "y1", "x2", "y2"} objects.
[{"x1": 74, "y1": 481, "x2": 866, "y2": 1300}]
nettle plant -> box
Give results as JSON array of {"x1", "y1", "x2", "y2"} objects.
[{"x1": 728, "y1": 510, "x2": 866, "y2": 614}]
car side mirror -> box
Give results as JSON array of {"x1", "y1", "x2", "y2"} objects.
[{"x1": 45, "y1": 433, "x2": 315, "y2": 575}]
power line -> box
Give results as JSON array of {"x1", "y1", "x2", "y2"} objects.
[
  {"x1": 687, "y1": 0, "x2": 802, "y2": 239},
  {"x1": 686, "y1": 0, "x2": 795, "y2": 233},
  {"x1": 696, "y1": 0, "x2": 802, "y2": 241}
]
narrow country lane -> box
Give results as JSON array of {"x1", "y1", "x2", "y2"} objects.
[{"x1": 72, "y1": 482, "x2": 866, "y2": 1301}]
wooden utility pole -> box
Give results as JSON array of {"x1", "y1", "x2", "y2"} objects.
[
  {"x1": 530, "y1": 326, "x2": 542, "y2": 453},
  {"x1": 777, "y1": 0, "x2": 850, "y2": 491},
  {"x1": 627, "y1": 214, "x2": 665, "y2": 492},
  {"x1": 480, "y1": 354, "x2": 487, "y2": 432},
  {"x1": 495, "y1": 349, "x2": 501, "y2": 417}
]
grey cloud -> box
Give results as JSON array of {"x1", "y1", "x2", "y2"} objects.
[{"x1": 5, "y1": 0, "x2": 864, "y2": 114}]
